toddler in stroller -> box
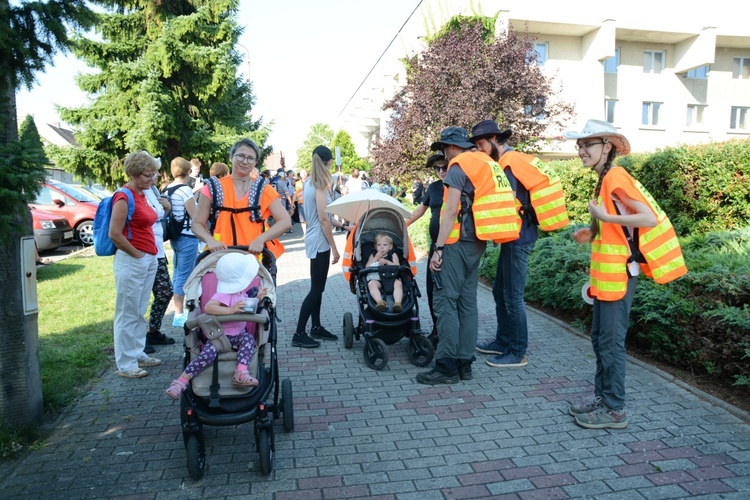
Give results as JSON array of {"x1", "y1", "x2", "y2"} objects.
[
  {"x1": 165, "y1": 253, "x2": 267, "y2": 399},
  {"x1": 366, "y1": 233, "x2": 404, "y2": 312}
]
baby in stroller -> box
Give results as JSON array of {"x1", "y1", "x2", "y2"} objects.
[
  {"x1": 166, "y1": 252, "x2": 267, "y2": 399},
  {"x1": 366, "y1": 233, "x2": 404, "y2": 312}
]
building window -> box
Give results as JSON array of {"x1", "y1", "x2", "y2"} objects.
[
  {"x1": 733, "y1": 57, "x2": 750, "y2": 79},
  {"x1": 687, "y1": 65, "x2": 709, "y2": 79},
  {"x1": 643, "y1": 50, "x2": 665, "y2": 74},
  {"x1": 642, "y1": 102, "x2": 662, "y2": 126},
  {"x1": 730, "y1": 106, "x2": 749, "y2": 130},
  {"x1": 602, "y1": 48, "x2": 619, "y2": 74},
  {"x1": 530, "y1": 42, "x2": 548, "y2": 66},
  {"x1": 605, "y1": 100, "x2": 617, "y2": 123},
  {"x1": 686, "y1": 104, "x2": 706, "y2": 127}
]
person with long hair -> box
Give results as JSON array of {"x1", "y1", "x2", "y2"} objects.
[
  {"x1": 292, "y1": 146, "x2": 351, "y2": 348},
  {"x1": 564, "y1": 119, "x2": 687, "y2": 429}
]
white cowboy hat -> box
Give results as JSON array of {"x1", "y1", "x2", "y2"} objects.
[{"x1": 563, "y1": 119, "x2": 631, "y2": 156}]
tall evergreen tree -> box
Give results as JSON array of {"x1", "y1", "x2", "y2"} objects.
[
  {"x1": 0, "y1": 0, "x2": 96, "y2": 425},
  {"x1": 18, "y1": 114, "x2": 50, "y2": 167},
  {"x1": 54, "y1": 0, "x2": 267, "y2": 187},
  {"x1": 296, "y1": 122, "x2": 334, "y2": 172}
]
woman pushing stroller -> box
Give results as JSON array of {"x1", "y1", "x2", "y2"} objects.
[{"x1": 166, "y1": 253, "x2": 267, "y2": 399}]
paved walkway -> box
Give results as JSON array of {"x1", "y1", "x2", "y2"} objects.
[{"x1": 2, "y1": 226, "x2": 749, "y2": 499}]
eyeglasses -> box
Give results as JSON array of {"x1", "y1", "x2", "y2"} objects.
[
  {"x1": 576, "y1": 140, "x2": 605, "y2": 151},
  {"x1": 232, "y1": 153, "x2": 258, "y2": 163},
  {"x1": 434, "y1": 165, "x2": 448, "y2": 172},
  {"x1": 140, "y1": 172, "x2": 158, "y2": 179}
]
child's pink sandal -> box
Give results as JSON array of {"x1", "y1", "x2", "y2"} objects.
[
  {"x1": 165, "y1": 378, "x2": 187, "y2": 399},
  {"x1": 232, "y1": 369, "x2": 258, "y2": 387}
]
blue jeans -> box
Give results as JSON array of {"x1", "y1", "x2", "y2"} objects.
[
  {"x1": 172, "y1": 235, "x2": 199, "y2": 296},
  {"x1": 493, "y1": 242, "x2": 535, "y2": 357},
  {"x1": 592, "y1": 276, "x2": 638, "y2": 411}
]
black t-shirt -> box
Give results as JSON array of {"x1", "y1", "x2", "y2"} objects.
[{"x1": 421, "y1": 180, "x2": 444, "y2": 243}]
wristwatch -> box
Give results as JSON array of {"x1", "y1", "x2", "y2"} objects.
[{"x1": 434, "y1": 244, "x2": 444, "y2": 252}]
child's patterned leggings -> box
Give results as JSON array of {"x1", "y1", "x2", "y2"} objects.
[{"x1": 184, "y1": 331, "x2": 256, "y2": 377}]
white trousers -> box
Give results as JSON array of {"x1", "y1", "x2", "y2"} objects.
[{"x1": 113, "y1": 251, "x2": 158, "y2": 371}]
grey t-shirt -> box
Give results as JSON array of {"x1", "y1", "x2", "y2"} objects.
[{"x1": 302, "y1": 179, "x2": 333, "y2": 258}]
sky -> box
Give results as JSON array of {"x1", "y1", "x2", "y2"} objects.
[{"x1": 14, "y1": 0, "x2": 422, "y2": 167}]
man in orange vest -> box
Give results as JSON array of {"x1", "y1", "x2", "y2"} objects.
[
  {"x1": 471, "y1": 120, "x2": 537, "y2": 368},
  {"x1": 417, "y1": 126, "x2": 517, "y2": 385}
]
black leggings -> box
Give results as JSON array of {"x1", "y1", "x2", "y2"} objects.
[{"x1": 295, "y1": 249, "x2": 330, "y2": 333}]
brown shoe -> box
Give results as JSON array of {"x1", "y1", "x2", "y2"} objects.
[
  {"x1": 392, "y1": 302, "x2": 402, "y2": 313},
  {"x1": 375, "y1": 300, "x2": 387, "y2": 312}
]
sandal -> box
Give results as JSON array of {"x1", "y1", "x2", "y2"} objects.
[
  {"x1": 375, "y1": 300, "x2": 387, "y2": 312},
  {"x1": 392, "y1": 302, "x2": 402, "y2": 313},
  {"x1": 165, "y1": 379, "x2": 187, "y2": 400},
  {"x1": 232, "y1": 369, "x2": 258, "y2": 387},
  {"x1": 117, "y1": 368, "x2": 148, "y2": 379}
]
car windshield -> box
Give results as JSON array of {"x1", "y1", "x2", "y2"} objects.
[{"x1": 50, "y1": 182, "x2": 100, "y2": 202}]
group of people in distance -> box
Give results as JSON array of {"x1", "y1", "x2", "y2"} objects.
[{"x1": 108, "y1": 116, "x2": 686, "y2": 430}]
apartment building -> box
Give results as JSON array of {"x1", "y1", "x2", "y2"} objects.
[{"x1": 339, "y1": 0, "x2": 750, "y2": 157}]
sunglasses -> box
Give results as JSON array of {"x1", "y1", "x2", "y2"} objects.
[{"x1": 434, "y1": 165, "x2": 448, "y2": 172}]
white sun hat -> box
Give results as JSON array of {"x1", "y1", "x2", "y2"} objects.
[
  {"x1": 215, "y1": 253, "x2": 260, "y2": 294},
  {"x1": 563, "y1": 119, "x2": 631, "y2": 156}
]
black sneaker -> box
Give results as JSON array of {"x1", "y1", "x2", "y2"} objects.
[
  {"x1": 291, "y1": 333, "x2": 320, "y2": 348},
  {"x1": 310, "y1": 326, "x2": 338, "y2": 341},
  {"x1": 416, "y1": 368, "x2": 459, "y2": 385},
  {"x1": 458, "y1": 364, "x2": 473, "y2": 381},
  {"x1": 147, "y1": 330, "x2": 176, "y2": 345},
  {"x1": 144, "y1": 343, "x2": 156, "y2": 355}
]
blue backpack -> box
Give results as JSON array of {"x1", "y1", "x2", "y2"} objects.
[{"x1": 93, "y1": 188, "x2": 135, "y2": 256}]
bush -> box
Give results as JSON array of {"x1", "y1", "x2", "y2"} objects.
[{"x1": 548, "y1": 139, "x2": 750, "y2": 236}]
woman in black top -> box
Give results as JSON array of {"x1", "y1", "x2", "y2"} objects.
[{"x1": 405, "y1": 153, "x2": 448, "y2": 344}]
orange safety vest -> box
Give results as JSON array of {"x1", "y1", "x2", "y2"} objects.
[
  {"x1": 442, "y1": 151, "x2": 519, "y2": 244},
  {"x1": 590, "y1": 167, "x2": 687, "y2": 301},
  {"x1": 499, "y1": 151, "x2": 569, "y2": 231},
  {"x1": 342, "y1": 224, "x2": 418, "y2": 284},
  {"x1": 210, "y1": 176, "x2": 285, "y2": 259}
]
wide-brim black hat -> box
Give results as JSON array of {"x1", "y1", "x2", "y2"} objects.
[
  {"x1": 470, "y1": 120, "x2": 512, "y2": 143},
  {"x1": 430, "y1": 126, "x2": 475, "y2": 151}
]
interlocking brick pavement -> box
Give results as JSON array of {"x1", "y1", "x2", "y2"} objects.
[{"x1": 1, "y1": 224, "x2": 749, "y2": 498}]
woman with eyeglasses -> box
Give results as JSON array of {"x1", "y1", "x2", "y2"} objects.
[
  {"x1": 405, "y1": 153, "x2": 449, "y2": 345},
  {"x1": 192, "y1": 138, "x2": 291, "y2": 256},
  {"x1": 563, "y1": 119, "x2": 686, "y2": 429},
  {"x1": 109, "y1": 151, "x2": 162, "y2": 378}
]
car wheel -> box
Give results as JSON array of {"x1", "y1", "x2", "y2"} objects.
[{"x1": 76, "y1": 220, "x2": 94, "y2": 246}]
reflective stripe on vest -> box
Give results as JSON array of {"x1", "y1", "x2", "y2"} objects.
[
  {"x1": 442, "y1": 151, "x2": 519, "y2": 244},
  {"x1": 500, "y1": 152, "x2": 569, "y2": 231},
  {"x1": 589, "y1": 169, "x2": 687, "y2": 301}
]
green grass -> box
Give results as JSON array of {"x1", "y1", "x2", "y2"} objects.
[{"x1": 1, "y1": 249, "x2": 120, "y2": 459}]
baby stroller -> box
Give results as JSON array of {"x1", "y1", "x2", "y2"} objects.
[
  {"x1": 341, "y1": 206, "x2": 434, "y2": 370},
  {"x1": 178, "y1": 246, "x2": 293, "y2": 479}
]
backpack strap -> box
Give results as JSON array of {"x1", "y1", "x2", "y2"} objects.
[
  {"x1": 162, "y1": 184, "x2": 191, "y2": 232},
  {"x1": 118, "y1": 187, "x2": 136, "y2": 240},
  {"x1": 612, "y1": 202, "x2": 647, "y2": 265},
  {"x1": 206, "y1": 176, "x2": 223, "y2": 234}
]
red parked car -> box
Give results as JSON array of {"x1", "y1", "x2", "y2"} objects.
[
  {"x1": 32, "y1": 208, "x2": 74, "y2": 251},
  {"x1": 30, "y1": 180, "x2": 100, "y2": 246}
]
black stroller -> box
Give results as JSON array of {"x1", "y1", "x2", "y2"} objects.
[
  {"x1": 179, "y1": 247, "x2": 293, "y2": 479},
  {"x1": 341, "y1": 206, "x2": 434, "y2": 370}
]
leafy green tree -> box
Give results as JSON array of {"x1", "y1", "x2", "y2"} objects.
[
  {"x1": 331, "y1": 130, "x2": 372, "y2": 174},
  {"x1": 0, "y1": 0, "x2": 96, "y2": 425},
  {"x1": 53, "y1": 0, "x2": 268, "y2": 187},
  {"x1": 370, "y1": 15, "x2": 574, "y2": 180},
  {"x1": 296, "y1": 122, "x2": 334, "y2": 171}
]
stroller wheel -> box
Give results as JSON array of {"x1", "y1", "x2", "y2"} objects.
[
  {"x1": 185, "y1": 434, "x2": 206, "y2": 480},
  {"x1": 363, "y1": 338, "x2": 389, "y2": 370},
  {"x1": 407, "y1": 335, "x2": 435, "y2": 367},
  {"x1": 343, "y1": 312, "x2": 354, "y2": 349},
  {"x1": 257, "y1": 428, "x2": 274, "y2": 475},
  {"x1": 282, "y1": 378, "x2": 294, "y2": 432}
]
